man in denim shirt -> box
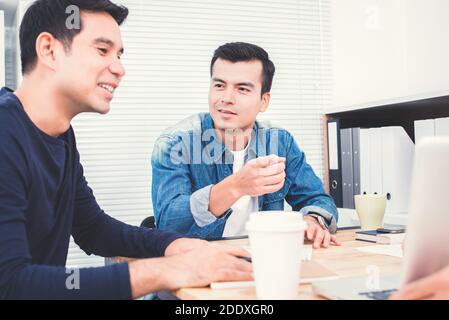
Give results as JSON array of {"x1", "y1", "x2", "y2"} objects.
[{"x1": 152, "y1": 42, "x2": 341, "y2": 249}]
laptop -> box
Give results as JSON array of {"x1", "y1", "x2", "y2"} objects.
[{"x1": 312, "y1": 137, "x2": 449, "y2": 300}]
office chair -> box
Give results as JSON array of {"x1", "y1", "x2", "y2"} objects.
[{"x1": 140, "y1": 216, "x2": 155, "y2": 229}]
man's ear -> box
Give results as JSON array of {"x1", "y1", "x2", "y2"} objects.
[
  {"x1": 259, "y1": 92, "x2": 271, "y2": 113},
  {"x1": 35, "y1": 32, "x2": 59, "y2": 71}
]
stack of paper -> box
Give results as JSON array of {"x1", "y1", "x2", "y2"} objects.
[
  {"x1": 242, "y1": 244, "x2": 313, "y2": 261},
  {"x1": 356, "y1": 230, "x2": 405, "y2": 244},
  {"x1": 356, "y1": 244, "x2": 403, "y2": 258}
]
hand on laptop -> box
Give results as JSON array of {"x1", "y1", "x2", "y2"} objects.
[
  {"x1": 389, "y1": 265, "x2": 449, "y2": 300},
  {"x1": 160, "y1": 243, "x2": 254, "y2": 290},
  {"x1": 304, "y1": 215, "x2": 341, "y2": 249},
  {"x1": 129, "y1": 242, "x2": 253, "y2": 298},
  {"x1": 164, "y1": 237, "x2": 209, "y2": 256}
]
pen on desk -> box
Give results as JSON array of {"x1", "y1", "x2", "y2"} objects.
[{"x1": 208, "y1": 235, "x2": 249, "y2": 241}]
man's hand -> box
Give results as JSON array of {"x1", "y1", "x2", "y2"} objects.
[
  {"x1": 304, "y1": 215, "x2": 341, "y2": 249},
  {"x1": 390, "y1": 265, "x2": 449, "y2": 300},
  {"x1": 161, "y1": 243, "x2": 253, "y2": 290},
  {"x1": 129, "y1": 242, "x2": 254, "y2": 298},
  {"x1": 233, "y1": 154, "x2": 286, "y2": 197},
  {"x1": 164, "y1": 237, "x2": 208, "y2": 256},
  {"x1": 209, "y1": 154, "x2": 286, "y2": 217}
]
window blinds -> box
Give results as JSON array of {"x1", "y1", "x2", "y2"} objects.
[{"x1": 14, "y1": 0, "x2": 332, "y2": 267}]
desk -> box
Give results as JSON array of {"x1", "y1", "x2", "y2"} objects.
[{"x1": 173, "y1": 229, "x2": 402, "y2": 300}]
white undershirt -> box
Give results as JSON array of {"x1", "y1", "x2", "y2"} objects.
[{"x1": 222, "y1": 146, "x2": 259, "y2": 237}]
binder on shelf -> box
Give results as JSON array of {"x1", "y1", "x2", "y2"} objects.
[
  {"x1": 381, "y1": 126, "x2": 414, "y2": 215},
  {"x1": 330, "y1": 124, "x2": 413, "y2": 214},
  {"x1": 435, "y1": 117, "x2": 449, "y2": 136},
  {"x1": 327, "y1": 119, "x2": 342, "y2": 207},
  {"x1": 369, "y1": 127, "x2": 383, "y2": 195},
  {"x1": 414, "y1": 119, "x2": 435, "y2": 144},
  {"x1": 359, "y1": 128, "x2": 371, "y2": 195},
  {"x1": 352, "y1": 128, "x2": 361, "y2": 198},
  {"x1": 357, "y1": 126, "x2": 414, "y2": 215},
  {"x1": 340, "y1": 128, "x2": 354, "y2": 209}
]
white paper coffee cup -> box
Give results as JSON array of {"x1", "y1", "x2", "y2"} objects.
[{"x1": 246, "y1": 211, "x2": 307, "y2": 300}]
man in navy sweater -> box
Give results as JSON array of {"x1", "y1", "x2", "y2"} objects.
[{"x1": 0, "y1": 0, "x2": 252, "y2": 299}]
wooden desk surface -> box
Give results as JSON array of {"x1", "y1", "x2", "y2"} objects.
[{"x1": 173, "y1": 229, "x2": 402, "y2": 300}]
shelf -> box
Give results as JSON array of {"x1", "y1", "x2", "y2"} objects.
[{"x1": 325, "y1": 92, "x2": 449, "y2": 142}]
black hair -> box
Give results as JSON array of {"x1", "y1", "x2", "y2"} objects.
[
  {"x1": 20, "y1": 0, "x2": 128, "y2": 74},
  {"x1": 210, "y1": 42, "x2": 275, "y2": 96}
]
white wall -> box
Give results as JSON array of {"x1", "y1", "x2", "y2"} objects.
[
  {"x1": 331, "y1": 0, "x2": 408, "y2": 107},
  {"x1": 405, "y1": 0, "x2": 449, "y2": 96},
  {"x1": 331, "y1": 0, "x2": 449, "y2": 108}
]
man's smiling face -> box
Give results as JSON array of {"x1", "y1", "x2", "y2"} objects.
[
  {"x1": 208, "y1": 58, "x2": 270, "y2": 132},
  {"x1": 54, "y1": 11, "x2": 126, "y2": 115}
]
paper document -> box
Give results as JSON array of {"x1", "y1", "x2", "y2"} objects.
[
  {"x1": 242, "y1": 244, "x2": 312, "y2": 261},
  {"x1": 356, "y1": 244, "x2": 403, "y2": 258}
]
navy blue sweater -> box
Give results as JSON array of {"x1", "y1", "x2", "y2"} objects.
[{"x1": 0, "y1": 87, "x2": 183, "y2": 299}]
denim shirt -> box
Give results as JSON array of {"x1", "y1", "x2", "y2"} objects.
[{"x1": 151, "y1": 113, "x2": 338, "y2": 239}]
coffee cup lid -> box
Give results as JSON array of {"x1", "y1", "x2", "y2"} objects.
[{"x1": 246, "y1": 212, "x2": 307, "y2": 232}]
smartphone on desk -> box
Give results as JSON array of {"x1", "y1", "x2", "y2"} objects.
[{"x1": 376, "y1": 227, "x2": 405, "y2": 234}]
